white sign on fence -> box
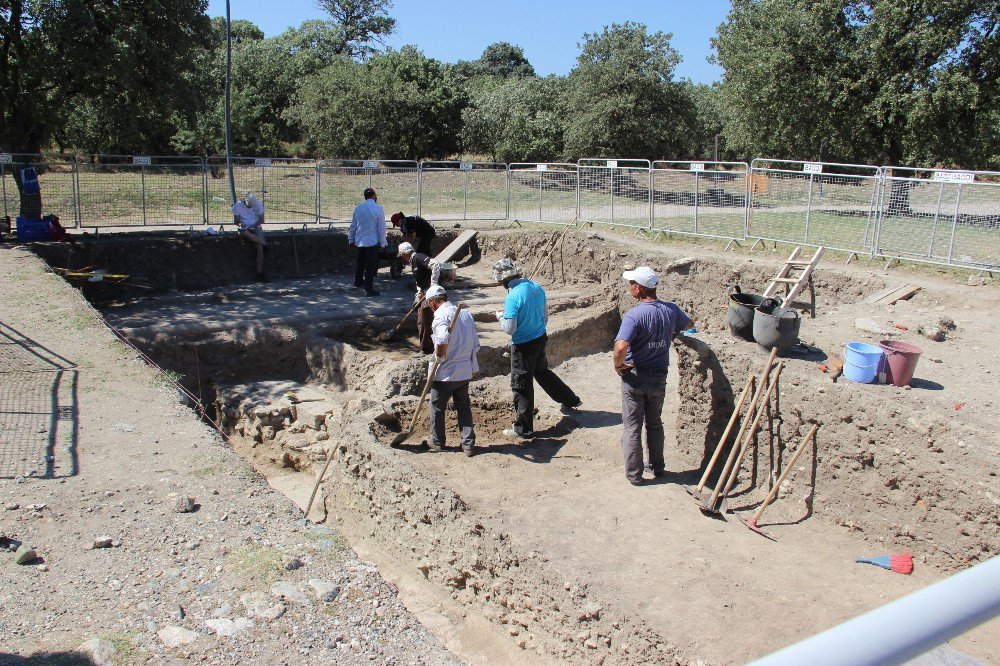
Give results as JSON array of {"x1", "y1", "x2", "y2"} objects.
[
  {"x1": 254, "y1": 158, "x2": 272, "y2": 167},
  {"x1": 932, "y1": 171, "x2": 975, "y2": 184},
  {"x1": 132, "y1": 156, "x2": 152, "y2": 166},
  {"x1": 362, "y1": 160, "x2": 378, "y2": 169},
  {"x1": 803, "y1": 163, "x2": 823, "y2": 174},
  {"x1": 690, "y1": 163, "x2": 705, "y2": 172},
  {"x1": 459, "y1": 162, "x2": 473, "y2": 171},
  {"x1": 536, "y1": 164, "x2": 549, "y2": 171},
  {"x1": 0, "y1": 153, "x2": 12, "y2": 164},
  {"x1": 607, "y1": 160, "x2": 618, "y2": 169}
]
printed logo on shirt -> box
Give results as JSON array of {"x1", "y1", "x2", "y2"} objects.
[{"x1": 647, "y1": 340, "x2": 668, "y2": 349}]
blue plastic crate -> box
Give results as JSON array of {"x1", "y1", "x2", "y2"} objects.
[{"x1": 16, "y1": 217, "x2": 51, "y2": 242}]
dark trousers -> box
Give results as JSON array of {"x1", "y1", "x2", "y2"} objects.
[
  {"x1": 417, "y1": 304, "x2": 434, "y2": 353},
  {"x1": 430, "y1": 380, "x2": 475, "y2": 450},
  {"x1": 354, "y1": 245, "x2": 380, "y2": 290},
  {"x1": 620, "y1": 368, "x2": 668, "y2": 483},
  {"x1": 510, "y1": 334, "x2": 578, "y2": 436},
  {"x1": 416, "y1": 235, "x2": 434, "y2": 256}
]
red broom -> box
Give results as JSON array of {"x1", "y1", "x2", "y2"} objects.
[{"x1": 855, "y1": 553, "x2": 913, "y2": 574}]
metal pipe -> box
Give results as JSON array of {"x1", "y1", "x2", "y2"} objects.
[
  {"x1": 804, "y1": 172, "x2": 814, "y2": 243},
  {"x1": 694, "y1": 170, "x2": 700, "y2": 234},
  {"x1": 947, "y1": 183, "x2": 963, "y2": 265},
  {"x1": 928, "y1": 182, "x2": 944, "y2": 257},
  {"x1": 750, "y1": 555, "x2": 1000, "y2": 666},
  {"x1": 224, "y1": 0, "x2": 236, "y2": 206}
]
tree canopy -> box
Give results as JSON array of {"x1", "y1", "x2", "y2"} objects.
[{"x1": 714, "y1": 0, "x2": 1000, "y2": 167}]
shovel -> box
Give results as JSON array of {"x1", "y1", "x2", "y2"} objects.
[
  {"x1": 379, "y1": 296, "x2": 424, "y2": 342},
  {"x1": 389, "y1": 304, "x2": 465, "y2": 447}
]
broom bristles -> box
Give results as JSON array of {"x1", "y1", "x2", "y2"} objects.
[{"x1": 890, "y1": 553, "x2": 913, "y2": 574}]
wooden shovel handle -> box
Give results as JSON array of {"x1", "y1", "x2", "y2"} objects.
[
  {"x1": 697, "y1": 373, "x2": 754, "y2": 491},
  {"x1": 720, "y1": 362, "x2": 785, "y2": 499}
]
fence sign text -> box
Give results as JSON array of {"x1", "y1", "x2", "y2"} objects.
[
  {"x1": 459, "y1": 162, "x2": 473, "y2": 171},
  {"x1": 803, "y1": 163, "x2": 823, "y2": 174},
  {"x1": 0, "y1": 153, "x2": 12, "y2": 164},
  {"x1": 607, "y1": 160, "x2": 618, "y2": 169},
  {"x1": 132, "y1": 156, "x2": 152, "y2": 166},
  {"x1": 932, "y1": 171, "x2": 975, "y2": 184},
  {"x1": 536, "y1": 164, "x2": 549, "y2": 171},
  {"x1": 362, "y1": 160, "x2": 378, "y2": 169},
  {"x1": 690, "y1": 163, "x2": 705, "y2": 172},
  {"x1": 254, "y1": 158, "x2": 272, "y2": 167}
]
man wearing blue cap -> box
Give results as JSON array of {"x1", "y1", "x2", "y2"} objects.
[{"x1": 614, "y1": 266, "x2": 692, "y2": 486}]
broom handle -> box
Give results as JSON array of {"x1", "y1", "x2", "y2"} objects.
[
  {"x1": 405, "y1": 304, "x2": 465, "y2": 432},
  {"x1": 697, "y1": 373, "x2": 754, "y2": 491},
  {"x1": 706, "y1": 347, "x2": 778, "y2": 507},
  {"x1": 751, "y1": 424, "x2": 818, "y2": 524},
  {"x1": 720, "y1": 362, "x2": 785, "y2": 499}
]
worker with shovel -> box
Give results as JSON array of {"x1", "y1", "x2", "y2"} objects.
[
  {"x1": 424, "y1": 285, "x2": 480, "y2": 456},
  {"x1": 232, "y1": 192, "x2": 267, "y2": 282},
  {"x1": 614, "y1": 267, "x2": 692, "y2": 486},
  {"x1": 398, "y1": 242, "x2": 442, "y2": 354},
  {"x1": 494, "y1": 258, "x2": 581, "y2": 439}
]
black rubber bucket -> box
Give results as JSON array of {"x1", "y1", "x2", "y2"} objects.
[
  {"x1": 726, "y1": 285, "x2": 767, "y2": 341},
  {"x1": 753, "y1": 298, "x2": 801, "y2": 352}
]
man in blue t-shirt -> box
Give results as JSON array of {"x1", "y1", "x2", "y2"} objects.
[
  {"x1": 614, "y1": 266, "x2": 693, "y2": 486},
  {"x1": 493, "y1": 258, "x2": 581, "y2": 439}
]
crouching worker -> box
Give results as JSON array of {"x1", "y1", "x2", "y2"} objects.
[
  {"x1": 390, "y1": 211, "x2": 436, "y2": 256},
  {"x1": 426, "y1": 285, "x2": 481, "y2": 456},
  {"x1": 614, "y1": 267, "x2": 692, "y2": 486},
  {"x1": 398, "y1": 242, "x2": 441, "y2": 354},
  {"x1": 232, "y1": 192, "x2": 267, "y2": 281}
]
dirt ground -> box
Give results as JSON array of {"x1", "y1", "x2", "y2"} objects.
[{"x1": 5, "y1": 225, "x2": 1000, "y2": 665}]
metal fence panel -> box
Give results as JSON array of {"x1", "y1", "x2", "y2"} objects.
[
  {"x1": 77, "y1": 155, "x2": 205, "y2": 228},
  {"x1": 507, "y1": 163, "x2": 578, "y2": 225},
  {"x1": 652, "y1": 161, "x2": 748, "y2": 240},
  {"x1": 206, "y1": 157, "x2": 317, "y2": 225},
  {"x1": 578, "y1": 159, "x2": 651, "y2": 229},
  {"x1": 418, "y1": 161, "x2": 507, "y2": 220},
  {"x1": 318, "y1": 160, "x2": 419, "y2": 223},
  {"x1": 748, "y1": 159, "x2": 881, "y2": 254},
  {"x1": 0, "y1": 153, "x2": 78, "y2": 227},
  {"x1": 875, "y1": 168, "x2": 1000, "y2": 271}
]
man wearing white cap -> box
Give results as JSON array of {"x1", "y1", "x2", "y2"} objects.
[
  {"x1": 614, "y1": 266, "x2": 692, "y2": 486},
  {"x1": 232, "y1": 192, "x2": 267, "y2": 281},
  {"x1": 425, "y1": 284, "x2": 481, "y2": 456}
]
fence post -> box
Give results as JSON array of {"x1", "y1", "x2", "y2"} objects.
[
  {"x1": 928, "y1": 181, "x2": 945, "y2": 258},
  {"x1": 314, "y1": 161, "x2": 321, "y2": 224},
  {"x1": 647, "y1": 166, "x2": 653, "y2": 231},
  {"x1": 417, "y1": 162, "x2": 423, "y2": 216},
  {"x1": 201, "y1": 158, "x2": 209, "y2": 226},
  {"x1": 140, "y1": 162, "x2": 148, "y2": 227},
  {"x1": 804, "y1": 172, "x2": 814, "y2": 243},
  {"x1": 946, "y1": 183, "x2": 963, "y2": 265},
  {"x1": 694, "y1": 169, "x2": 700, "y2": 234}
]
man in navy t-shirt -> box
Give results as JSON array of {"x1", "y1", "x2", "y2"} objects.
[{"x1": 613, "y1": 266, "x2": 693, "y2": 486}]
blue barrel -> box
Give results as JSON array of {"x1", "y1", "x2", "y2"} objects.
[{"x1": 843, "y1": 342, "x2": 884, "y2": 384}]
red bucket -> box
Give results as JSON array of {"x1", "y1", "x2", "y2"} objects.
[{"x1": 878, "y1": 340, "x2": 923, "y2": 387}]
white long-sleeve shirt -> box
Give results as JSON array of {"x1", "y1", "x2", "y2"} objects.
[
  {"x1": 349, "y1": 199, "x2": 387, "y2": 248},
  {"x1": 431, "y1": 302, "x2": 480, "y2": 382}
]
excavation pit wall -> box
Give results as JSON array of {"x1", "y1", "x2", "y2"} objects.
[{"x1": 53, "y1": 228, "x2": 998, "y2": 662}]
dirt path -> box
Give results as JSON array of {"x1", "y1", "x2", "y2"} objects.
[{"x1": 396, "y1": 351, "x2": 999, "y2": 664}]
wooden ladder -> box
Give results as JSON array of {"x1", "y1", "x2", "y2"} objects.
[{"x1": 762, "y1": 246, "x2": 825, "y2": 317}]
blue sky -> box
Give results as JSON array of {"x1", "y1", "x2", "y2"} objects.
[{"x1": 205, "y1": 0, "x2": 728, "y2": 83}]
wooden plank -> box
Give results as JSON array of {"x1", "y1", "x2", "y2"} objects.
[
  {"x1": 876, "y1": 284, "x2": 921, "y2": 305},
  {"x1": 865, "y1": 284, "x2": 903, "y2": 304},
  {"x1": 434, "y1": 229, "x2": 478, "y2": 264}
]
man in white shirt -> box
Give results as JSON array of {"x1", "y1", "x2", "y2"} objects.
[
  {"x1": 348, "y1": 187, "x2": 387, "y2": 297},
  {"x1": 426, "y1": 285, "x2": 480, "y2": 456},
  {"x1": 232, "y1": 192, "x2": 266, "y2": 281}
]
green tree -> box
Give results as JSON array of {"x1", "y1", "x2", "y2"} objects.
[
  {"x1": 461, "y1": 76, "x2": 566, "y2": 162},
  {"x1": 713, "y1": 0, "x2": 1000, "y2": 169},
  {"x1": 1, "y1": 0, "x2": 213, "y2": 155},
  {"x1": 562, "y1": 22, "x2": 696, "y2": 160},
  {"x1": 290, "y1": 46, "x2": 463, "y2": 159},
  {"x1": 315, "y1": 0, "x2": 396, "y2": 60}
]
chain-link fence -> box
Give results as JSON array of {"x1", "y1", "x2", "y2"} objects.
[
  {"x1": 578, "y1": 159, "x2": 651, "y2": 229},
  {"x1": 507, "y1": 163, "x2": 578, "y2": 225},
  {"x1": 748, "y1": 159, "x2": 881, "y2": 255},
  {"x1": 7, "y1": 152, "x2": 1000, "y2": 272},
  {"x1": 317, "y1": 160, "x2": 419, "y2": 223},
  {"x1": 77, "y1": 155, "x2": 205, "y2": 228},
  {"x1": 875, "y1": 167, "x2": 1000, "y2": 271},
  {"x1": 417, "y1": 161, "x2": 508, "y2": 220},
  {"x1": 0, "y1": 153, "x2": 77, "y2": 225},
  {"x1": 652, "y1": 161, "x2": 748, "y2": 239}
]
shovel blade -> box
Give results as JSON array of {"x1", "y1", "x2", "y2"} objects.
[{"x1": 389, "y1": 429, "x2": 414, "y2": 447}]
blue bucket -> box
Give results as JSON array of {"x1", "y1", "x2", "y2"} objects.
[{"x1": 843, "y1": 342, "x2": 884, "y2": 384}]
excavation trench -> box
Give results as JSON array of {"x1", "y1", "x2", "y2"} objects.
[{"x1": 42, "y1": 228, "x2": 1000, "y2": 664}]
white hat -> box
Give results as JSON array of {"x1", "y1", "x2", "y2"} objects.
[
  {"x1": 623, "y1": 266, "x2": 659, "y2": 288},
  {"x1": 397, "y1": 242, "x2": 415, "y2": 256},
  {"x1": 425, "y1": 284, "x2": 447, "y2": 300}
]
